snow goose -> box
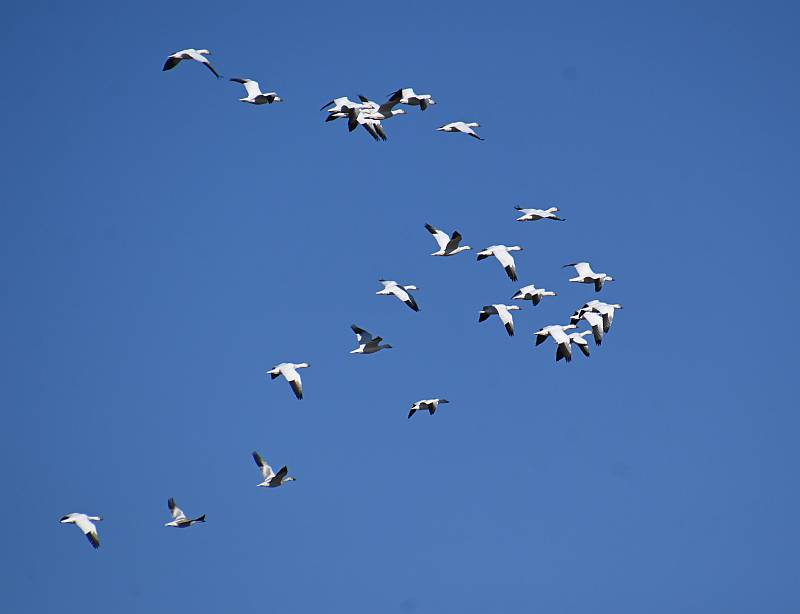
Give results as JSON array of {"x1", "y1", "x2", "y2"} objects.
[
  {"x1": 568, "y1": 331, "x2": 593, "y2": 357},
  {"x1": 347, "y1": 108, "x2": 387, "y2": 141},
  {"x1": 563, "y1": 262, "x2": 615, "y2": 292},
  {"x1": 425, "y1": 223, "x2": 472, "y2": 256},
  {"x1": 478, "y1": 304, "x2": 521, "y2": 336},
  {"x1": 571, "y1": 300, "x2": 624, "y2": 332},
  {"x1": 477, "y1": 245, "x2": 524, "y2": 281},
  {"x1": 576, "y1": 310, "x2": 605, "y2": 345},
  {"x1": 514, "y1": 206, "x2": 565, "y2": 222},
  {"x1": 321, "y1": 97, "x2": 365, "y2": 122},
  {"x1": 387, "y1": 87, "x2": 436, "y2": 110},
  {"x1": 408, "y1": 398, "x2": 449, "y2": 419},
  {"x1": 350, "y1": 325, "x2": 392, "y2": 354},
  {"x1": 436, "y1": 121, "x2": 483, "y2": 140},
  {"x1": 162, "y1": 49, "x2": 220, "y2": 78},
  {"x1": 164, "y1": 498, "x2": 205, "y2": 528},
  {"x1": 230, "y1": 78, "x2": 282, "y2": 104},
  {"x1": 357, "y1": 95, "x2": 407, "y2": 120},
  {"x1": 376, "y1": 280, "x2": 420, "y2": 312},
  {"x1": 511, "y1": 284, "x2": 557, "y2": 306},
  {"x1": 267, "y1": 362, "x2": 310, "y2": 400},
  {"x1": 535, "y1": 324, "x2": 578, "y2": 362},
  {"x1": 60, "y1": 513, "x2": 102, "y2": 549},
  {"x1": 252, "y1": 451, "x2": 296, "y2": 487}
]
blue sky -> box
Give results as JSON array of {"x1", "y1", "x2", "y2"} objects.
[{"x1": 2, "y1": 1, "x2": 799, "y2": 612}]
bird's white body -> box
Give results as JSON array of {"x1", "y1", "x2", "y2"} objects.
[
  {"x1": 408, "y1": 398, "x2": 449, "y2": 419},
  {"x1": 230, "y1": 78, "x2": 282, "y2": 104},
  {"x1": 164, "y1": 498, "x2": 205, "y2": 528},
  {"x1": 568, "y1": 331, "x2": 593, "y2": 357},
  {"x1": 425, "y1": 223, "x2": 471, "y2": 256},
  {"x1": 388, "y1": 87, "x2": 436, "y2": 111},
  {"x1": 357, "y1": 95, "x2": 408, "y2": 121},
  {"x1": 267, "y1": 362, "x2": 310, "y2": 400},
  {"x1": 512, "y1": 284, "x2": 557, "y2": 306},
  {"x1": 436, "y1": 121, "x2": 483, "y2": 140},
  {"x1": 564, "y1": 262, "x2": 614, "y2": 292},
  {"x1": 478, "y1": 304, "x2": 521, "y2": 336},
  {"x1": 514, "y1": 206, "x2": 565, "y2": 222},
  {"x1": 350, "y1": 325, "x2": 392, "y2": 354},
  {"x1": 60, "y1": 513, "x2": 102, "y2": 549},
  {"x1": 571, "y1": 300, "x2": 623, "y2": 331},
  {"x1": 535, "y1": 324, "x2": 579, "y2": 362},
  {"x1": 477, "y1": 245, "x2": 523, "y2": 281},
  {"x1": 252, "y1": 451, "x2": 296, "y2": 487},
  {"x1": 347, "y1": 108, "x2": 388, "y2": 141},
  {"x1": 376, "y1": 280, "x2": 420, "y2": 312},
  {"x1": 162, "y1": 49, "x2": 220, "y2": 78}
]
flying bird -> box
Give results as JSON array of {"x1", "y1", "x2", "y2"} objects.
[
  {"x1": 514, "y1": 206, "x2": 565, "y2": 222},
  {"x1": 436, "y1": 122, "x2": 483, "y2": 140},
  {"x1": 408, "y1": 398, "x2": 449, "y2": 419},
  {"x1": 267, "y1": 362, "x2": 310, "y2": 400},
  {"x1": 477, "y1": 245, "x2": 524, "y2": 281},
  {"x1": 252, "y1": 451, "x2": 296, "y2": 487},
  {"x1": 424, "y1": 223, "x2": 472, "y2": 256},
  {"x1": 229, "y1": 78, "x2": 282, "y2": 104},
  {"x1": 478, "y1": 304, "x2": 521, "y2": 336},
  {"x1": 568, "y1": 331, "x2": 593, "y2": 357},
  {"x1": 570, "y1": 300, "x2": 623, "y2": 332},
  {"x1": 350, "y1": 325, "x2": 392, "y2": 354},
  {"x1": 165, "y1": 498, "x2": 206, "y2": 528},
  {"x1": 162, "y1": 49, "x2": 220, "y2": 78},
  {"x1": 563, "y1": 262, "x2": 615, "y2": 292},
  {"x1": 376, "y1": 280, "x2": 420, "y2": 312},
  {"x1": 356, "y1": 95, "x2": 407, "y2": 120},
  {"x1": 511, "y1": 284, "x2": 557, "y2": 306},
  {"x1": 576, "y1": 310, "x2": 605, "y2": 345},
  {"x1": 347, "y1": 108, "x2": 387, "y2": 141},
  {"x1": 60, "y1": 513, "x2": 102, "y2": 549},
  {"x1": 535, "y1": 324, "x2": 579, "y2": 362},
  {"x1": 387, "y1": 87, "x2": 436, "y2": 110}
]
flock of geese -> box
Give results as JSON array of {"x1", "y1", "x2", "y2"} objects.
[{"x1": 59, "y1": 46, "x2": 623, "y2": 550}]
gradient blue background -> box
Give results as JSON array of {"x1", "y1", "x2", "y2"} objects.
[{"x1": 2, "y1": 1, "x2": 798, "y2": 612}]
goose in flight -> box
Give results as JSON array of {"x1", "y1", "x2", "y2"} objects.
[
  {"x1": 356, "y1": 95, "x2": 407, "y2": 120},
  {"x1": 350, "y1": 325, "x2": 392, "y2": 354},
  {"x1": 575, "y1": 310, "x2": 605, "y2": 345},
  {"x1": 267, "y1": 362, "x2": 310, "y2": 400},
  {"x1": 376, "y1": 280, "x2": 420, "y2": 312},
  {"x1": 511, "y1": 284, "x2": 557, "y2": 306},
  {"x1": 570, "y1": 300, "x2": 623, "y2": 332},
  {"x1": 387, "y1": 87, "x2": 436, "y2": 111},
  {"x1": 60, "y1": 513, "x2": 102, "y2": 549},
  {"x1": 230, "y1": 78, "x2": 282, "y2": 104},
  {"x1": 568, "y1": 331, "x2": 593, "y2": 357},
  {"x1": 252, "y1": 451, "x2": 296, "y2": 487},
  {"x1": 347, "y1": 108, "x2": 387, "y2": 141},
  {"x1": 563, "y1": 262, "x2": 615, "y2": 292},
  {"x1": 436, "y1": 122, "x2": 483, "y2": 140},
  {"x1": 408, "y1": 398, "x2": 449, "y2": 419},
  {"x1": 514, "y1": 206, "x2": 565, "y2": 222},
  {"x1": 478, "y1": 304, "x2": 521, "y2": 336},
  {"x1": 165, "y1": 498, "x2": 206, "y2": 528},
  {"x1": 424, "y1": 223, "x2": 471, "y2": 256},
  {"x1": 477, "y1": 245, "x2": 524, "y2": 281},
  {"x1": 535, "y1": 324, "x2": 578, "y2": 362},
  {"x1": 162, "y1": 49, "x2": 220, "y2": 78},
  {"x1": 321, "y1": 97, "x2": 365, "y2": 122}
]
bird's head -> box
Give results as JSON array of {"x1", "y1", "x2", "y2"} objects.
[
  {"x1": 59, "y1": 516, "x2": 71, "y2": 523},
  {"x1": 197, "y1": 49, "x2": 211, "y2": 55}
]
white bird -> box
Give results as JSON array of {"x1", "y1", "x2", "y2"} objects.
[
  {"x1": 514, "y1": 206, "x2": 565, "y2": 222},
  {"x1": 563, "y1": 262, "x2": 615, "y2": 292},
  {"x1": 357, "y1": 95, "x2": 408, "y2": 120},
  {"x1": 229, "y1": 78, "x2": 282, "y2": 104},
  {"x1": 164, "y1": 498, "x2": 205, "y2": 528},
  {"x1": 387, "y1": 87, "x2": 436, "y2": 111},
  {"x1": 350, "y1": 325, "x2": 392, "y2": 354},
  {"x1": 320, "y1": 97, "x2": 365, "y2": 122},
  {"x1": 424, "y1": 223, "x2": 472, "y2": 256},
  {"x1": 408, "y1": 398, "x2": 449, "y2": 419},
  {"x1": 511, "y1": 284, "x2": 557, "y2": 306},
  {"x1": 376, "y1": 280, "x2": 420, "y2": 312},
  {"x1": 576, "y1": 310, "x2": 605, "y2": 345},
  {"x1": 535, "y1": 324, "x2": 579, "y2": 362},
  {"x1": 60, "y1": 513, "x2": 102, "y2": 549},
  {"x1": 436, "y1": 121, "x2": 483, "y2": 140},
  {"x1": 570, "y1": 300, "x2": 623, "y2": 332},
  {"x1": 568, "y1": 331, "x2": 593, "y2": 357},
  {"x1": 347, "y1": 108, "x2": 388, "y2": 141},
  {"x1": 267, "y1": 362, "x2": 310, "y2": 400},
  {"x1": 252, "y1": 451, "x2": 296, "y2": 487},
  {"x1": 478, "y1": 304, "x2": 521, "y2": 336},
  {"x1": 477, "y1": 245, "x2": 524, "y2": 281},
  {"x1": 162, "y1": 49, "x2": 220, "y2": 78}
]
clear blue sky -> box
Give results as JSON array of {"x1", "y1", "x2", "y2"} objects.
[{"x1": 2, "y1": 1, "x2": 799, "y2": 612}]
